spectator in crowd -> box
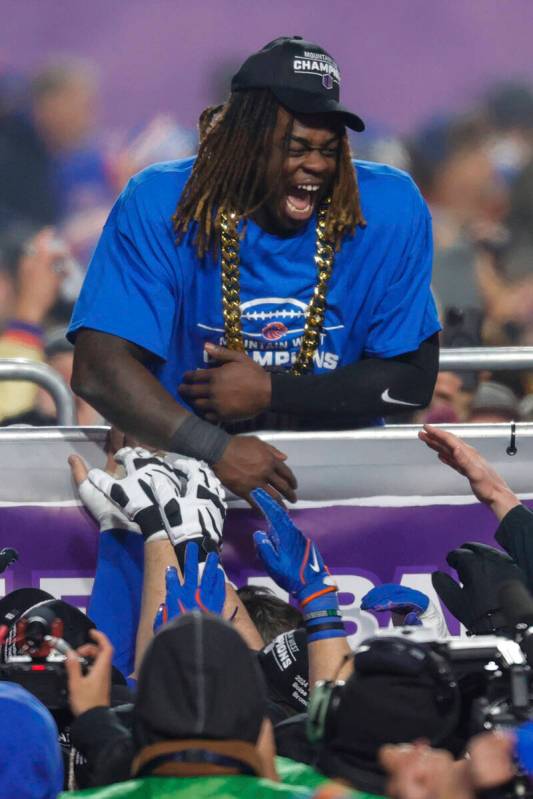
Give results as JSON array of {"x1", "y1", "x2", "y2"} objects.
[
  {"x1": 309, "y1": 637, "x2": 463, "y2": 795},
  {"x1": 237, "y1": 585, "x2": 304, "y2": 644},
  {"x1": 0, "y1": 682, "x2": 64, "y2": 798},
  {"x1": 0, "y1": 227, "x2": 68, "y2": 422},
  {"x1": 409, "y1": 115, "x2": 507, "y2": 319},
  {"x1": 467, "y1": 380, "x2": 520, "y2": 423},
  {"x1": 0, "y1": 59, "x2": 106, "y2": 232}
]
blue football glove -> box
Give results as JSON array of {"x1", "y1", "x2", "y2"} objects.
[
  {"x1": 361, "y1": 584, "x2": 429, "y2": 623},
  {"x1": 361, "y1": 583, "x2": 449, "y2": 636},
  {"x1": 251, "y1": 488, "x2": 337, "y2": 608},
  {"x1": 153, "y1": 542, "x2": 225, "y2": 632}
]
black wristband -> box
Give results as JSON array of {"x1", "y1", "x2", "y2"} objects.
[
  {"x1": 168, "y1": 415, "x2": 231, "y2": 465},
  {"x1": 305, "y1": 621, "x2": 345, "y2": 635}
]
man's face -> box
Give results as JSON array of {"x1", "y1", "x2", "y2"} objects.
[{"x1": 259, "y1": 107, "x2": 342, "y2": 233}]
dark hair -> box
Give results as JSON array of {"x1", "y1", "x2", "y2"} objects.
[
  {"x1": 173, "y1": 88, "x2": 365, "y2": 259},
  {"x1": 237, "y1": 585, "x2": 303, "y2": 644}
]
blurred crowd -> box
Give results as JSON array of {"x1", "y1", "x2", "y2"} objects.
[{"x1": 1, "y1": 56, "x2": 533, "y2": 425}]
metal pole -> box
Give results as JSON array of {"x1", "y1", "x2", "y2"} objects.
[
  {"x1": 0, "y1": 359, "x2": 77, "y2": 425},
  {"x1": 440, "y1": 347, "x2": 533, "y2": 371}
]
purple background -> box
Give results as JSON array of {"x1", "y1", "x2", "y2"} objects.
[
  {"x1": 3, "y1": 500, "x2": 533, "y2": 636},
  {"x1": 2, "y1": 0, "x2": 533, "y2": 134}
]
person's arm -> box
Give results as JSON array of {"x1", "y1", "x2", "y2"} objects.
[
  {"x1": 66, "y1": 630, "x2": 135, "y2": 786},
  {"x1": 251, "y1": 488, "x2": 352, "y2": 686},
  {"x1": 418, "y1": 424, "x2": 520, "y2": 521},
  {"x1": 223, "y1": 583, "x2": 265, "y2": 650},
  {"x1": 72, "y1": 330, "x2": 296, "y2": 504},
  {"x1": 271, "y1": 333, "x2": 439, "y2": 419},
  {"x1": 179, "y1": 333, "x2": 438, "y2": 423}
]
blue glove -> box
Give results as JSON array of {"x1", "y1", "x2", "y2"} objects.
[
  {"x1": 361, "y1": 584, "x2": 430, "y2": 627},
  {"x1": 251, "y1": 488, "x2": 336, "y2": 605},
  {"x1": 252, "y1": 489, "x2": 343, "y2": 642},
  {"x1": 153, "y1": 542, "x2": 226, "y2": 632}
]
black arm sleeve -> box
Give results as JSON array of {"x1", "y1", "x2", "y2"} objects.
[
  {"x1": 495, "y1": 504, "x2": 533, "y2": 592},
  {"x1": 269, "y1": 333, "x2": 439, "y2": 419}
]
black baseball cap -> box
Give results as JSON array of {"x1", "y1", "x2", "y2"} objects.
[{"x1": 231, "y1": 36, "x2": 365, "y2": 132}]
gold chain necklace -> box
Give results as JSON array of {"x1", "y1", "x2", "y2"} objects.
[{"x1": 219, "y1": 199, "x2": 335, "y2": 376}]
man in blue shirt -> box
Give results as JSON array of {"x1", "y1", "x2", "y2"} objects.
[{"x1": 69, "y1": 36, "x2": 440, "y2": 504}]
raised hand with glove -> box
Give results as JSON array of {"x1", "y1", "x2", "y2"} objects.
[
  {"x1": 432, "y1": 542, "x2": 528, "y2": 635},
  {"x1": 361, "y1": 583, "x2": 449, "y2": 637},
  {"x1": 153, "y1": 541, "x2": 226, "y2": 631},
  {"x1": 152, "y1": 456, "x2": 226, "y2": 570},
  {"x1": 84, "y1": 448, "x2": 227, "y2": 560},
  {"x1": 85, "y1": 446, "x2": 182, "y2": 543},
  {"x1": 251, "y1": 488, "x2": 343, "y2": 643}
]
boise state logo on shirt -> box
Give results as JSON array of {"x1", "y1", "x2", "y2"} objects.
[
  {"x1": 240, "y1": 297, "x2": 307, "y2": 342},
  {"x1": 198, "y1": 296, "x2": 343, "y2": 370}
]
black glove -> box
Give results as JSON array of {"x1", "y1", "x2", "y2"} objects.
[{"x1": 432, "y1": 542, "x2": 528, "y2": 635}]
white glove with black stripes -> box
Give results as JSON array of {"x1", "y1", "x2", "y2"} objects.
[
  {"x1": 87, "y1": 448, "x2": 227, "y2": 555},
  {"x1": 87, "y1": 447, "x2": 187, "y2": 542},
  {"x1": 153, "y1": 458, "x2": 226, "y2": 553}
]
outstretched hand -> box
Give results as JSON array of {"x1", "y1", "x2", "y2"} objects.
[
  {"x1": 213, "y1": 435, "x2": 298, "y2": 505},
  {"x1": 179, "y1": 343, "x2": 272, "y2": 423},
  {"x1": 153, "y1": 542, "x2": 226, "y2": 631},
  {"x1": 418, "y1": 424, "x2": 519, "y2": 520},
  {"x1": 252, "y1": 487, "x2": 336, "y2": 604}
]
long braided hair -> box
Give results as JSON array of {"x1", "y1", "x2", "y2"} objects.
[{"x1": 173, "y1": 88, "x2": 365, "y2": 259}]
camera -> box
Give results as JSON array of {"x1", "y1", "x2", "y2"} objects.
[{"x1": 0, "y1": 604, "x2": 87, "y2": 710}]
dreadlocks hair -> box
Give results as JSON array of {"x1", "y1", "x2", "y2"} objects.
[{"x1": 173, "y1": 88, "x2": 366, "y2": 259}]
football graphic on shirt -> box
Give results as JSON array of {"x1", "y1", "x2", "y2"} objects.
[
  {"x1": 240, "y1": 297, "x2": 308, "y2": 342},
  {"x1": 197, "y1": 296, "x2": 311, "y2": 345}
]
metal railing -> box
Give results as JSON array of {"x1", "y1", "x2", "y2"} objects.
[
  {"x1": 0, "y1": 347, "x2": 532, "y2": 430},
  {"x1": 0, "y1": 358, "x2": 77, "y2": 425},
  {"x1": 440, "y1": 346, "x2": 533, "y2": 371}
]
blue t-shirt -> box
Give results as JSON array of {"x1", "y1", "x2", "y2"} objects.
[{"x1": 68, "y1": 157, "x2": 440, "y2": 412}]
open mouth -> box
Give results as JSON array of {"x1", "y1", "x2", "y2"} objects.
[{"x1": 284, "y1": 184, "x2": 321, "y2": 222}]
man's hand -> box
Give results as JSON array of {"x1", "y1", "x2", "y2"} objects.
[
  {"x1": 179, "y1": 343, "x2": 272, "y2": 423},
  {"x1": 65, "y1": 629, "x2": 113, "y2": 717},
  {"x1": 419, "y1": 424, "x2": 520, "y2": 520},
  {"x1": 213, "y1": 436, "x2": 297, "y2": 504},
  {"x1": 380, "y1": 742, "x2": 469, "y2": 799},
  {"x1": 467, "y1": 731, "x2": 516, "y2": 790}
]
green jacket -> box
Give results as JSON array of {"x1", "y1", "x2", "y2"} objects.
[
  {"x1": 61, "y1": 773, "x2": 313, "y2": 799},
  {"x1": 62, "y1": 757, "x2": 385, "y2": 799},
  {"x1": 276, "y1": 756, "x2": 386, "y2": 799}
]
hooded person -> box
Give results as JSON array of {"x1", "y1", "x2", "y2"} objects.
[
  {"x1": 65, "y1": 613, "x2": 315, "y2": 798},
  {"x1": 311, "y1": 637, "x2": 463, "y2": 795},
  {"x1": 0, "y1": 681, "x2": 63, "y2": 799}
]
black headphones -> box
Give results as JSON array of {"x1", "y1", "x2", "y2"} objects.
[{"x1": 307, "y1": 637, "x2": 460, "y2": 745}]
